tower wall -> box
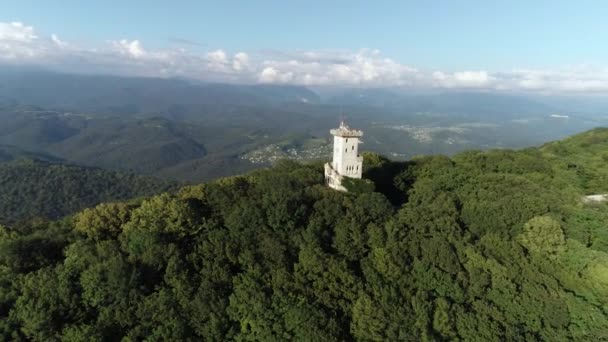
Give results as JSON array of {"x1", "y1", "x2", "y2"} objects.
[
  {"x1": 332, "y1": 135, "x2": 362, "y2": 178},
  {"x1": 324, "y1": 122, "x2": 364, "y2": 191}
]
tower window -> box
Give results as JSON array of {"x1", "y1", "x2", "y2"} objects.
[
  {"x1": 346, "y1": 138, "x2": 348, "y2": 142},
  {"x1": 352, "y1": 146, "x2": 354, "y2": 150},
  {"x1": 345, "y1": 148, "x2": 347, "y2": 152}
]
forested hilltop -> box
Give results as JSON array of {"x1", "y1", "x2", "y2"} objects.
[
  {"x1": 1, "y1": 129, "x2": 608, "y2": 340},
  {"x1": 0, "y1": 158, "x2": 176, "y2": 224}
]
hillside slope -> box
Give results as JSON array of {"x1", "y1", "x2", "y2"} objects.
[
  {"x1": 0, "y1": 158, "x2": 176, "y2": 224},
  {"x1": 540, "y1": 127, "x2": 608, "y2": 193},
  {"x1": 0, "y1": 129, "x2": 607, "y2": 340}
]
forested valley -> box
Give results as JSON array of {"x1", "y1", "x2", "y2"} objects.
[
  {"x1": 1, "y1": 128, "x2": 608, "y2": 340},
  {"x1": 0, "y1": 158, "x2": 176, "y2": 224}
]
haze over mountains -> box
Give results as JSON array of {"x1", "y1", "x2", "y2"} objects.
[{"x1": 1, "y1": 67, "x2": 607, "y2": 185}]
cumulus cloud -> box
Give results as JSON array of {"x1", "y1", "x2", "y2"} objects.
[
  {"x1": 259, "y1": 66, "x2": 294, "y2": 83},
  {"x1": 256, "y1": 49, "x2": 419, "y2": 86},
  {"x1": 0, "y1": 22, "x2": 37, "y2": 42},
  {"x1": 0, "y1": 20, "x2": 607, "y2": 94},
  {"x1": 232, "y1": 52, "x2": 249, "y2": 71},
  {"x1": 207, "y1": 49, "x2": 227, "y2": 64},
  {"x1": 0, "y1": 21, "x2": 42, "y2": 59},
  {"x1": 433, "y1": 70, "x2": 494, "y2": 88},
  {"x1": 205, "y1": 49, "x2": 237, "y2": 73},
  {"x1": 112, "y1": 39, "x2": 146, "y2": 58}
]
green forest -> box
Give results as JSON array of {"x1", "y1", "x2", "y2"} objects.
[
  {"x1": 1, "y1": 128, "x2": 608, "y2": 341},
  {"x1": 0, "y1": 159, "x2": 176, "y2": 224}
]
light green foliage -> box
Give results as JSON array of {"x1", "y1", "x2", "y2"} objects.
[
  {"x1": 518, "y1": 216, "x2": 565, "y2": 256},
  {"x1": 541, "y1": 127, "x2": 608, "y2": 193},
  {"x1": 124, "y1": 193, "x2": 205, "y2": 236},
  {"x1": 1, "y1": 129, "x2": 608, "y2": 340},
  {"x1": 177, "y1": 184, "x2": 207, "y2": 201},
  {"x1": 433, "y1": 297, "x2": 455, "y2": 339},
  {"x1": 74, "y1": 202, "x2": 135, "y2": 240}
]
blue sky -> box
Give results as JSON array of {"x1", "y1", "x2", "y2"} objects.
[
  {"x1": 1, "y1": 1, "x2": 607, "y2": 92},
  {"x1": 4, "y1": 0, "x2": 607, "y2": 70}
]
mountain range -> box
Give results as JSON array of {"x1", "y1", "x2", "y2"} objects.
[{"x1": 0, "y1": 67, "x2": 606, "y2": 184}]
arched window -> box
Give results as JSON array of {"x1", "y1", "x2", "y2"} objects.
[
  {"x1": 345, "y1": 148, "x2": 347, "y2": 153},
  {"x1": 352, "y1": 146, "x2": 354, "y2": 150}
]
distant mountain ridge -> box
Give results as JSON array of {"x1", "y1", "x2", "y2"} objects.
[
  {"x1": 0, "y1": 66, "x2": 582, "y2": 119},
  {"x1": 325, "y1": 88, "x2": 555, "y2": 119},
  {"x1": 0, "y1": 68, "x2": 320, "y2": 113},
  {"x1": 0, "y1": 145, "x2": 63, "y2": 163}
]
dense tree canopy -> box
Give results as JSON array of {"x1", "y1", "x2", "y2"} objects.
[
  {"x1": 0, "y1": 158, "x2": 176, "y2": 224},
  {"x1": 1, "y1": 129, "x2": 608, "y2": 340}
]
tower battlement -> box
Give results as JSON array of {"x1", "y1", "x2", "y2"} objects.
[{"x1": 330, "y1": 121, "x2": 364, "y2": 138}]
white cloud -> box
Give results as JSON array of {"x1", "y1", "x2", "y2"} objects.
[
  {"x1": 0, "y1": 22, "x2": 37, "y2": 42},
  {"x1": 493, "y1": 68, "x2": 608, "y2": 93},
  {"x1": 232, "y1": 52, "x2": 249, "y2": 71},
  {"x1": 112, "y1": 39, "x2": 146, "y2": 58},
  {"x1": 51, "y1": 34, "x2": 68, "y2": 48},
  {"x1": 259, "y1": 66, "x2": 294, "y2": 83},
  {"x1": 205, "y1": 49, "x2": 233, "y2": 73},
  {"x1": 0, "y1": 20, "x2": 607, "y2": 94},
  {"x1": 433, "y1": 70, "x2": 493, "y2": 88},
  {"x1": 256, "y1": 50, "x2": 419, "y2": 86},
  {"x1": 207, "y1": 49, "x2": 227, "y2": 64},
  {"x1": 454, "y1": 71, "x2": 490, "y2": 84},
  {"x1": 0, "y1": 22, "x2": 42, "y2": 59}
]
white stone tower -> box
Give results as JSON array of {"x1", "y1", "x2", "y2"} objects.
[{"x1": 324, "y1": 121, "x2": 364, "y2": 191}]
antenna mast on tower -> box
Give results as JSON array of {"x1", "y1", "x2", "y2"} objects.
[{"x1": 339, "y1": 104, "x2": 347, "y2": 127}]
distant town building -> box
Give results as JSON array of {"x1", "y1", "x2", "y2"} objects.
[{"x1": 324, "y1": 121, "x2": 363, "y2": 191}]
